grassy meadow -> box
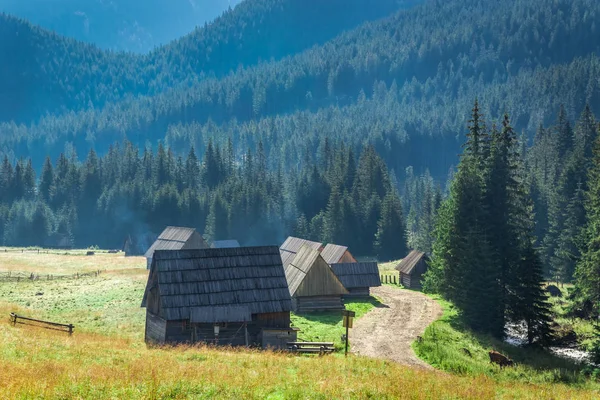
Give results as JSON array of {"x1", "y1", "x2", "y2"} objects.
[
  {"x1": 0, "y1": 250, "x2": 599, "y2": 398},
  {"x1": 413, "y1": 296, "x2": 600, "y2": 391}
]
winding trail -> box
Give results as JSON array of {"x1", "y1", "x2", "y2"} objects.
[{"x1": 349, "y1": 285, "x2": 443, "y2": 369}]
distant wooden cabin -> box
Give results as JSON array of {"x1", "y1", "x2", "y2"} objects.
[
  {"x1": 141, "y1": 246, "x2": 296, "y2": 348},
  {"x1": 321, "y1": 243, "x2": 357, "y2": 264},
  {"x1": 123, "y1": 233, "x2": 157, "y2": 257},
  {"x1": 144, "y1": 226, "x2": 208, "y2": 268},
  {"x1": 396, "y1": 250, "x2": 429, "y2": 289},
  {"x1": 331, "y1": 262, "x2": 381, "y2": 298},
  {"x1": 279, "y1": 236, "x2": 324, "y2": 268},
  {"x1": 211, "y1": 239, "x2": 241, "y2": 249},
  {"x1": 284, "y1": 245, "x2": 348, "y2": 313}
]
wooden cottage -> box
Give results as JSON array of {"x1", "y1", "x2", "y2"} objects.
[
  {"x1": 144, "y1": 226, "x2": 208, "y2": 268},
  {"x1": 123, "y1": 233, "x2": 157, "y2": 256},
  {"x1": 396, "y1": 250, "x2": 429, "y2": 289},
  {"x1": 279, "y1": 236, "x2": 324, "y2": 268},
  {"x1": 284, "y1": 245, "x2": 348, "y2": 313},
  {"x1": 330, "y1": 262, "x2": 381, "y2": 298},
  {"x1": 321, "y1": 243, "x2": 357, "y2": 264},
  {"x1": 211, "y1": 239, "x2": 241, "y2": 249},
  {"x1": 141, "y1": 246, "x2": 297, "y2": 348}
]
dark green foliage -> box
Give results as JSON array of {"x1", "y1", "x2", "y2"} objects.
[
  {"x1": 427, "y1": 102, "x2": 552, "y2": 343},
  {"x1": 0, "y1": 0, "x2": 405, "y2": 123},
  {"x1": 574, "y1": 125, "x2": 600, "y2": 319},
  {"x1": 374, "y1": 191, "x2": 408, "y2": 262},
  {"x1": 0, "y1": 140, "x2": 407, "y2": 257},
  {"x1": 573, "y1": 125, "x2": 600, "y2": 360}
]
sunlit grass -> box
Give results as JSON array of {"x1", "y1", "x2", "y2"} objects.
[
  {"x1": 413, "y1": 296, "x2": 600, "y2": 390},
  {"x1": 290, "y1": 297, "x2": 382, "y2": 350},
  {"x1": 1, "y1": 248, "x2": 599, "y2": 398},
  {"x1": 0, "y1": 314, "x2": 597, "y2": 399},
  {"x1": 0, "y1": 249, "x2": 145, "y2": 274}
]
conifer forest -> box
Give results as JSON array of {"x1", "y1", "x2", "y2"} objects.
[{"x1": 2, "y1": 0, "x2": 600, "y2": 358}]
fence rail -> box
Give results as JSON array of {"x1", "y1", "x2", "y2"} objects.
[
  {"x1": 0, "y1": 270, "x2": 103, "y2": 282},
  {"x1": 0, "y1": 248, "x2": 121, "y2": 255},
  {"x1": 10, "y1": 313, "x2": 74, "y2": 335},
  {"x1": 380, "y1": 274, "x2": 398, "y2": 285}
]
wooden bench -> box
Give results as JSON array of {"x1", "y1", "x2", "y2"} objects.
[{"x1": 287, "y1": 341, "x2": 335, "y2": 355}]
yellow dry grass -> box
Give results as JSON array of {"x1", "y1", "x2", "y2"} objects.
[
  {"x1": 0, "y1": 249, "x2": 598, "y2": 399},
  {"x1": 0, "y1": 315, "x2": 597, "y2": 400},
  {"x1": 0, "y1": 249, "x2": 145, "y2": 274}
]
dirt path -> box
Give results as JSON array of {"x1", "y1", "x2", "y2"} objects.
[{"x1": 349, "y1": 285, "x2": 443, "y2": 369}]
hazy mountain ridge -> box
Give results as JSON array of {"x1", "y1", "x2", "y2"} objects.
[
  {"x1": 0, "y1": 0, "x2": 407, "y2": 123},
  {"x1": 0, "y1": 0, "x2": 243, "y2": 53},
  {"x1": 1, "y1": 0, "x2": 598, "y2": 180}
]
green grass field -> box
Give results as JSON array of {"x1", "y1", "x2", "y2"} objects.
[
  {"x1": 291, "y1": 297, "x2": 382, "y2": 350},
  {"x1": 413, "y1": 296, "x2": 600, "y2": 390},
  {"x1": 1, "y1": 250, "x2": 600, "y2": 398}
]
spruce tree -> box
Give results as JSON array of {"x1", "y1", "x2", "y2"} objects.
[
  {"x1": 39, "y1": 156, "x2": 55, "y2": 203},
  {"x1": 374, "y1": 191, "x2": 407, "y2": 262},
  {"x1": 574, "y1": 126, "x2": 600, "y2": 319}
]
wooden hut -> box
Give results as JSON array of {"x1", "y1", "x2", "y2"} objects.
[
  {"x1": 144, "y1": 226, "x2": 208, "y2": 268},
  {"x1": 284, "y1": 245, "x2": 348, "y2": 313},
  {"x1": 396, "y1": 250, "x2": 429, "y2": 289},
  {"x1": 279, "y1": 236, "x2": 323, "y2": 268},
  {"x1": 211, "y1": 239, "x2": 241, "y2": 249},
  {"x1": 321, "y1": 243, "x2": 357, "y2": 264},
  {"x1": 141, "y1": 246, "x2": 297, "y2": 348},
  {"x1": 331, "y1": 262, "x2": 381, "y2": 298}
]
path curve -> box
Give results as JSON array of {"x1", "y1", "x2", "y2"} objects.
[{"x1": 349, "y1": 285, "x2": 443, "y2": 369}]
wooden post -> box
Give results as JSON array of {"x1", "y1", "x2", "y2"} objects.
[
  {"x1": 244, "y1": 323, "x2": 249, "y2": 347},
  {"x1": 345, "y1": 316, "x2": 349, "y2": 357},
  {"x1": 68, "y1": 324, "x2": 74, "y2": 336}
]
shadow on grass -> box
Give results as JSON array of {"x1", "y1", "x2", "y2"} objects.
[
  {"x1": 295, "y1": 296, "x2": 386, "y2": 326},
  {"x1": 346, "y1": 296, "x2": 387, "y2": 309},
  {"x1": 441, "y1": 304, "x2": 588, "y2": 379}
]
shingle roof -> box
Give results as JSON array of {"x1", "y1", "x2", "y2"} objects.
[
  {"x1": 284, "y1": 246, "x2": 321, "y2": 296},
  {"x1": 280, "y1": 236, "x2": 323, "y2": 254},
  {"x1": 211, "y1": 240, "x2": 241, "y2": 249},
  {"x1": 144, "y1": 226, "x2": 203, "y2": 258},
  {"x1": 321, "y1": 244, "x2": 349, "y2": 264},
  {"x1": 284, "y1": 245, "x2": 348, "y2": 297},
  {"x1": 331, "y1": 262, "x2": 381, "y2": 289},
  {"x1": 396, "y1": 250, "x2": 428, "y2": 275},
  {"x1": 191, "y1": 305, "x2": 251, "y2": 323},
  {"x1": 142, "y1": 246, "x2": 292, "y2": 321}
]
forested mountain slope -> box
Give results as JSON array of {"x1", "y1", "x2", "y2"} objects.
[
  {"x1": 0, "y1": 0, "x2": 407, "y2": 123},
  {"x1": 2, "y1": 0, "x2": 599, "y2": 182},
  {"x1": 0, "y1": 0, "x2": 242, "y2": 53}
]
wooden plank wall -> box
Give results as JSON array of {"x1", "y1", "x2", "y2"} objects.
[
  {"x1": 343, "y1": 287, "x2": 370, "y2": 298},
  {"x1": 295, "y1": 255, "x2": 347, "y2": 297},
  {"x1": 295, "y1": 295, "x2": 344, "y2": 313},
  {"x1": 145, "y1": 312, "x2": 167, "y2": 344}
]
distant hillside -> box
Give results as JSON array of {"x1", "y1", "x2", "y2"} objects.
[
  {"x1": 2, "y1": 0, "x2": 598, "y2": 181},
  {"x1": 0, "y1": 0, "x2": 407, "y2": 123},
  {"x1": 0, "y1": 0, "x2": 242, "y2": 53}
]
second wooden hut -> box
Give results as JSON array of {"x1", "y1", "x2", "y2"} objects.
[
  {"x1": 144, "y1": 226, "x2": 208, "y2": 268},
  {"x1": 330, "y1": 262, "x2": 381, "y2": 298},
  {"x1": 284, "y1": 245, "x2": 348, "y2": 313}
]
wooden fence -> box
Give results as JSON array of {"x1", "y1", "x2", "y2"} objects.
[
  {"x1": 0, "y1": 270, "x2": 103, "y2": 282},
  {"x1": 0, "y1": 248, "x2": 121, "y2": 255},
  {"x1": 10, "y1": 313, "x2": 74, "y2": 335},
  {"x1": 380, "y1": 274, "x2": 398, "y2": 285}
]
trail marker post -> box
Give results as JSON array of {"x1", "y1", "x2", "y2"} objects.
[{"x1": 342, "y1": 310, "x2": 355, "y2": 357}]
